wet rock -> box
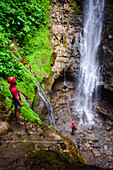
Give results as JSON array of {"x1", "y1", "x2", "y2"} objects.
[
  {"x1": 105, "y1": 137, "x2": 111, "y2": 142},
  {"x1": 85, "y1": 143, "x2": 90, "y2": 148},
  {"x1": 106, "y1": 125, "x2": 112, "y2": 131},
  {"x1": 95, "y1": 114, "x2": 99, "y2": 118},
  {"x1": 89, "y1": 141, "x2": 93, "y2": 144},
  {"x1": 0, "y1": 121, "x2": 10, "y2": 135},
  {"x1": 105, "y1": 150, "x2": 112, "y2": 156},
  {"x1": 92, "y1": 138, "x2": 99, "y2": 142},
  {"x1": 94, "y1": 143, "x2": 101, "y2": 148},
  {"x1": 103, "y1": 145, "x2": 108, "y2": 151},
  {"x1": 92, "y1": 149, "x2": 101, "y2": 157},
  {"x1": 108, "y1": 34, "x2": 113, "y2": 39},
  {"x1": 88, "y1": 126, "x2": 94, "y2": 130},
  {"x1": 89, "y1": 147, "x2": 93, "y2": 151}
]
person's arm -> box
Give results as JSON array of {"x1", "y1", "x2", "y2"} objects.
[{"x1": 15, "y1": 97, "x2": 23, "y2": 107}]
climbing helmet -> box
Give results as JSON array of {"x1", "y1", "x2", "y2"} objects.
[{"x1": 8, "y1": 76, "x2": 16, "y2": 84}]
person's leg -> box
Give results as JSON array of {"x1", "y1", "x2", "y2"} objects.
[
  {"x1": 16, "y1": 110, "x2": 20, "y2": 123},
  {"x1": 71, "y1": 129, "x2": 74, "y2": 135},
  {"x1": 14, "y1": 100, "x2": 24, "y2": 125}
]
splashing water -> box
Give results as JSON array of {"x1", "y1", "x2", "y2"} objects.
[{"x1": 75, "y1": 0, "x2": 105, "y2": 124}]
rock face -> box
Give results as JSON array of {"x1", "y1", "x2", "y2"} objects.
[
  {"x1": 49, "y1": 0, "x2": 82, "y2": 81},
  {"x1": 100, "y1": 0, "x2": 113, "y2": 91},
  {"x1": 49, "y1": 0, "x2": 113, "y2": 95}
]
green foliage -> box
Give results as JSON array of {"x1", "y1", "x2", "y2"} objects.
[
  {"x1": 0, "y1": 0, "x2": 50, "y2": 46},
  {"x1": 0, "y1": 0, "x2": 51, "y2": 76},
  {"x1": 41, "y1": 84, "x2": 45, "y2": 90},
  {"x1": 24, "y1": 28, "x2": 51, "y2": 74},
  {"x1": 110, "y1": 24, "x2": 113, "y2": 32},
  {"x1": 36, "y1": 75, "x2": 43, "y2": 83},
  {"x1": 109, "y1": 0, "x2": 113, "y2": 18},
  {"x1": 0, "y1": 84, "x2": 4, "y2": 93},
  {"x1": 73, "y1": 0, "x2": 80, "y2": 16},
  {"x1": 0, "y1": 46, "x2": 22, "y2": 80}
]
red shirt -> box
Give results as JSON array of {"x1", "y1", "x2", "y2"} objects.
[
  {"x1": 71, "y1": 124, "x2": 76, "y2": 130},
  {"x1": 71, "y1": 124, "x2": 75, "y2": 128},
  {"x1": 9, "y1": 85, "x2": 20, "y2": 99}
]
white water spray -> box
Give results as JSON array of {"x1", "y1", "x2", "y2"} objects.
[{"x1": 75, "y1": 0, "x2": 105, "y2": 124}]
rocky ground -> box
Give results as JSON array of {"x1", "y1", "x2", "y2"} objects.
[
  {"x1": 51, "y1": 77, "x2": 113, "y2": 169},
  {"x1": 0, "y1": 117, "x2": 87, "y2": 170}
]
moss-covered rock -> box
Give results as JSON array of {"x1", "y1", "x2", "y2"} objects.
[{"x1": 25, "y1": 149, "x2": 105, "y2": 170}]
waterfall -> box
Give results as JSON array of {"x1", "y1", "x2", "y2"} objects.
[
  {"x1": 36, "y1": 83, "x2": 56, "y2": 128},
  {"x1": 75, "y1": 0, "x2": 105, "y2": 124},
  {"x1": 20, "y1": 93, "x2": 30, "y2": 107}
]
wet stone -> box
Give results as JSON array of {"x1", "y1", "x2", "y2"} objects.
[
  {"x1": 89, "y1": 147, "x2": 93, "y2": 150},
  {"x1": 92, "y1": 149, "x2": 101, "y2": 157},
  {"x1": 92, "y1": 138, "x2": 99, "y2": 142},
  {"x1": 105, "y1": 137, "x2": 111, "y2": 142},
  {"x1": 94, "y1": 142, "x2": 101, "y2": 148},
  {"x1": 105, "y1": 150, "x2": 113, "y2": 156},
  {"x1": 106, "y1": 125, "x2": 112, "y2": 131},
  {"x1": 89, "y1": 141, "x2": 93, "y2": 144},
  {"x1": 95, "y1": 114, "x2": 99, "y2": 118},
  {"x1": 85, "y1": 143, "x2": 90, "y2": 148},
  {"x1": 88, "y1": 126, "x2": 94, "y2": 130},
  {"x1": 104, "y1": 145, "x2": 108, "y2": 151}
]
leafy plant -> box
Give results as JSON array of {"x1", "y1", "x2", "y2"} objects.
[
  {"x1": 0, "y1": 46, "x2": 22, "y2": 80},
  {"x1": 73, "y1": 0, "x2": 80, "y2": 16},
  {"x1": 0, "y1": 0, "x2": 50, "y2": 47}
]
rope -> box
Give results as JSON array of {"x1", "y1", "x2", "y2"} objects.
[
  {"x1": 61, "y1": 1, "x2": 73, "y2": 125},
  {"x1": 61, "y1": 1, "x2": 66, "y2": 85}
]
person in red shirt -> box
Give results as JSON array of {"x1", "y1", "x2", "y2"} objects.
[
  {"x1": 71, "y1": 121, "x2": 77, "y2": 135},
  {"x1": 8, "y1": 76, "x2": 24, "y2": 125}
]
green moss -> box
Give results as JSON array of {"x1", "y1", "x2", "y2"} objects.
[
  {"x1": 24, "y1": 28, "x2": 51, "y2": 75},
  {"x1": 21, "y1": 100, "x2": 42, "y2": 124},
  {"x1": 25, "y1": 150, "x2": 104, "y2": 169},
  {"x1": 109, "y1": 0, "x2": 113, "y2": 18},
  {"x1": 61, "y1": 135, "x2": 86, "y2": 164},
  {"x1": 72, "y1": 0, "x2": 80, "y2": 16},
  {"x1": 110, "y1": 23, "x2": 113, "y2": 32},
  {"x1": 41, "y1": 84, "x2": 45, "y2": 90},
  {"x1": 9, "y1": 65, "x2": 36, "y2": 103},
  {"x1": 36, "y1": 75, "x2": 43, "y2": 83}
]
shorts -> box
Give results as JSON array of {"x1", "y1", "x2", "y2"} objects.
[
  {"x1": 13, "y1": 98, "x2": 22, "y2": 111},
  {"x1": 72, "y1": 127, "x2": 77, "y2": 132}
]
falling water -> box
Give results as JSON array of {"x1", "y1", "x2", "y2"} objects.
[
  {"x1": 75, "y1": 0, "x2": 105, "y2": 124},
  {"x1": 36, "y1": 84, "x2": 56, "y2": 128},
  {"x1": 20, "y1": 93, "x2": 30, "y2": 107}
]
